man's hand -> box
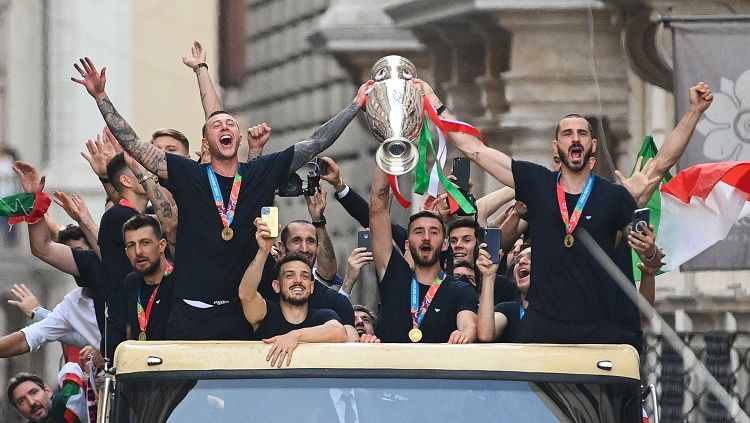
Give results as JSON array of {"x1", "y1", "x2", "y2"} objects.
[
  {"x1": 412, "y1": 78, "x2": 437, "y2": 99},
  {"x1": 253, "y1": 217, "x2": 277, "y2": 253},
  {"x1": 248, "y1": 123, "x2": 271, "y2": 153},
  {"x1": 615, "y1": 156, "x2": 661, "y2": 203},
  {"x1": 102, "y1": 126, "x2": 124, "y2": 154},
  {"x1": 448, "y1": 330, "x2": 471, "y2": 344},
  {"x1": 319, "y1": 157, "x2": 345, "y2": 192},
  {"x1": 263, "y1": 333, "x2": 300, "y2": 368},
  {"x1": 7, "y1": 284, "x2": 39, "y2": 318},
  {"x1": 343, "y1": 247, "x2": 374, "y2": 288},
  {"x1": 11, "y1": 161, "x2": 45, "y2": 193},
  {"x1": 181, "y1": 40, "x2": 207, "y2": 70},
  {"x1": 475, "y1": 243, "x2": 500, "y2": 278},
  {"x1": 354, "y1": 80, "x2": 375, "y2": 108},
  {"x1": 53, "y1": 191, "x2": 92, "y2": 224},
  {"x1": 629, "y1": 224, "x2": 665, "y2": 270},
  {"x1": 71, "y1": 57, "x2": 107, "y2": 100},
  {"x1": 81, "y1": 132, "x2": 113, "y2": 178},
  {"x1": 357, "y1": 334, "x2": 380, "y2": 343},
  {"x1": 195, "y1": 144, "x2": 211, "y2": 164},
  {"x1": 78, "y1": 345, "x2": 104, "y2": 370},
  {"x1": 446, "y1": 174, "x2": 474, "y2": 194},
  {"x1": 689, "y1": 81, "x2": 714, "y2": 113},
  {"x1": 305, "y1": 184, "x2": 328, "y2": 221}
]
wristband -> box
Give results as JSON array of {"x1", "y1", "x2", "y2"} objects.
[
  {"x1": 195, "y1": 63, "x2": 208, "y2": 72},
  {"x1": 436, "y1": 104, "x2": 446, "y2": 116},
  {"x1": 312, "y1": 216, "x2": 326, "y2": 228},
  {"x1": 138, "y1": 174, "x2": 154, "y2": 184}
]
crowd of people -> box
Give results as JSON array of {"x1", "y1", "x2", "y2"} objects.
[{"x1": 2, "y1": 40, "x2": 715, "y2": 422}]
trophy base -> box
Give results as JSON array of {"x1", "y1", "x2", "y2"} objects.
[{"x1": 376, "y1": 139, "x2": 418, "y2": 175}]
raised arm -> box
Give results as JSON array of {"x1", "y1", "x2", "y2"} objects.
[
  {"x1": 290, "y1": 81, "x2": 373, "y2": 171},
  {"x1": 247, "y1": 123, "x2": 271, "y2": 161},
  {"x1": 341, "y1": 247, "x2": 374, "y2": 296},
  {"x1": 305, "y1": 183, "x2": 337, "y2": 280},
  {"x1": 475, "y1": 245, "x2": 507, "y2": 342},
  {"x1": 12, "y1": 162, "x2": 80, "y2": 276},
  {"x1": 369, "y1": 167, "x2": 394, "y2": 280},
  {"x1": 80, "y1": 130, "x2": 120, "y2": 202},
  {"x1": 413, "y1": 78, "x2": 514, "y2": 188},
  {"x1": 182, "y1": 41, "x2": 222, "y2": 119},
  {"x1": 239, "y1": 218, "x2": 276, "y2": 329},
  {"x1": 636, "y1": 82, "x2": 713, "y2": 206},
  {"x1": 123, "y1": 153, "x2": 178, "y2": 255},
  {"x1": 476, "y1": 186, "x2": 516, "y2": 227},
  {"x1": 52, "y1": 192, "x2": 100, "y2": 257},
  {"x1": 71, "y1": 57, "x2": 167, "y2": 179}
]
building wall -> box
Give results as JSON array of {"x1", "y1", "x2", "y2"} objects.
[{"x1": 0, "y1": 2, "x2": 216, "y2": 421}]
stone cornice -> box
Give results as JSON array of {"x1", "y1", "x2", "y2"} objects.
[{"x1": 385, "y1": 0, "x2": 607, "y2": 28}]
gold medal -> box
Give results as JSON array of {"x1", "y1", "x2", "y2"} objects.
[
  {"x1": 138, "y1": 331, "x2": 147, "y2": 341},
  {"x1": 408, "y1": 328, "x2": 422, "y2": 343},
  {"x1": 221, "y1": 227, "x2": 234, "y2": 241},
  {"x1": 564, "y1": 234, "x2": 574, "y2": 248}
]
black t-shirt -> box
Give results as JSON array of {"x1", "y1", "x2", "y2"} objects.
[
  {"x1": 98, "y1": 203, "x2": 139, "y2": 327},
  {"x1": 254, "y1": 300, "x2": 340, "y2": 339},
  {"x1": 377, "y1": 248, "x2": 478, "y2": 343},
  {"x1": 259, "y1": 257, "x2": 355, "y2": 327},
  {"x1": 493, "y1": 274, "x2": 518, "y2": 304},
  {"x1": 122, "y1": 269, "x2": 176, "y2": 341},
  {"x1": 71, "y1": 248, "x2": 107, "y2": 341},
  {"x1": 511, "y1": 160, "x2": 637, "y2": 325},
  {"x1": 494, "y1": 300, "x2": 524, "y2": 343},
  {"x1": 160, "y1": 148, "x2": 294, "y2": 302}
]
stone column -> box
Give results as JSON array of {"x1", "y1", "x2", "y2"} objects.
[{"x1": 495, "y1": 8, "x2": 630, "y2": 170}]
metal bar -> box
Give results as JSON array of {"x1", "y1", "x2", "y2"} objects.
[
  {"x1": 576, "y1": 229, "x2": 750, "y2": 423},
  {"x1": 660, "y1": 14, "x2": 750, "y2": 25}
]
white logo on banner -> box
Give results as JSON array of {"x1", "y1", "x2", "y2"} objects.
[{"x1": 697, "y1": 69, "x2": 750, "y2": 161}]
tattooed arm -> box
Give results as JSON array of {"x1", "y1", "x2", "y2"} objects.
[
  {"x1": 71, "y1": 57, "x2": 168, "y2": 179},
  {"x1": 369, "y1": 167, "x2": 393, "y2": 280},
  {"x1": 124, "y1": 153, "x2": 178, "y2": 255},
  {"x1": 289, "y1": 81, "x2": 373, "y2": 172}
]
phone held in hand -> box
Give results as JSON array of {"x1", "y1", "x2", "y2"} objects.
[
  {"x1": 357, "y1": 230, "x2": 372, "y2": 252},
  {"x1": 484, "y1": 228, "x2": 502, "y2": 264},
  {"x1": 631, "y1": 208, "x2": 650, "y2": 235},
  {"x1": 315, "y1": 157, "x2": 328, "y2": 176},
  {"x1": 261, "y1": 206, "x2": 279, "y2": 238},
  {"x1": 452, "y1": 157, "x2": 471, "y2": 193}
]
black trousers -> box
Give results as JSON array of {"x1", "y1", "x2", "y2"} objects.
[
  {"x1": 166, "y1": 300, "x2": 255, "y2": 340},
  {"x1": 516, "y1": 308, "x2": 643, "y2": 353}
]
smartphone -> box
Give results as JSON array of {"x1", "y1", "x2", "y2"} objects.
[
  {"x1": 631, "y1": 208, "x2": 650, "y2": 235},
  {"x1": 315, "y1": 157, "x2": 328, "y2": 176},
  {"x1": 260, "y1": 206, "x2": 279, "y2": 238},
  {"x1": 452, "y1": 157, "x2": 471, "y2": 193},
  {"x1": 357, "y1": 230, "x2": 372, "y2": 252},
  {"x1": 483, "y1": 228, "x2": 502, "y2": 264}
]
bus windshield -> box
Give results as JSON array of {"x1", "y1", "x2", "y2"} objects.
[{"x1": 114, "y1": 374, "x2": 641, "y2": 422}]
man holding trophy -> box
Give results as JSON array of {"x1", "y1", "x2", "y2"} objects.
[{"x1": 365, "y1": 56, "x2": 479, "y2": 344}]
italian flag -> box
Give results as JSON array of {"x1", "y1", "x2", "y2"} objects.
[
  {"x1": 631, "y1": 137, "x2": 750, "y2": 273},
  {"x1": 57, "y1": 363, "x2": 89, "y2": 423},
  {"x1": 657, "y1": 161, "x2": 750, "y2": 270}
]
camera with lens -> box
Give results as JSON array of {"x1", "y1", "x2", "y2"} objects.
[{"x1": 276, "y1": 160, "x2": 322, "y2": 197}]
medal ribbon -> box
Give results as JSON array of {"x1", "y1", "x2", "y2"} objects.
[
  {"x1": 206, "y1": 165, "x2": 242, "y2": 228},
  {"x1": 118, "y1": 198, "x2": 139, "y2": 212},
  {"x1": 410, "y1": 271, "x2": 445, "y2": 329},
  {"x1": 136, "y1": 261, "x2": 173, "y2": 334},
  {"x1": 556, "y1": 173, "x2": 595, "y2": 237}
]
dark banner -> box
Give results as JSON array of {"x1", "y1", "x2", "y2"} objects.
[{"x1": 673, "y1": 22, "x2": 750, "y2": 270}]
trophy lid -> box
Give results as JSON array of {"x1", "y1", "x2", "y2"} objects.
[{"x1": 370, "y1": 55, "x2": 417, "y2": 82}]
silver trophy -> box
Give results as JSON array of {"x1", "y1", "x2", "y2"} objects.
[{"x1": 365, "y1": 55, "x2": 424, "y2": 175}]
